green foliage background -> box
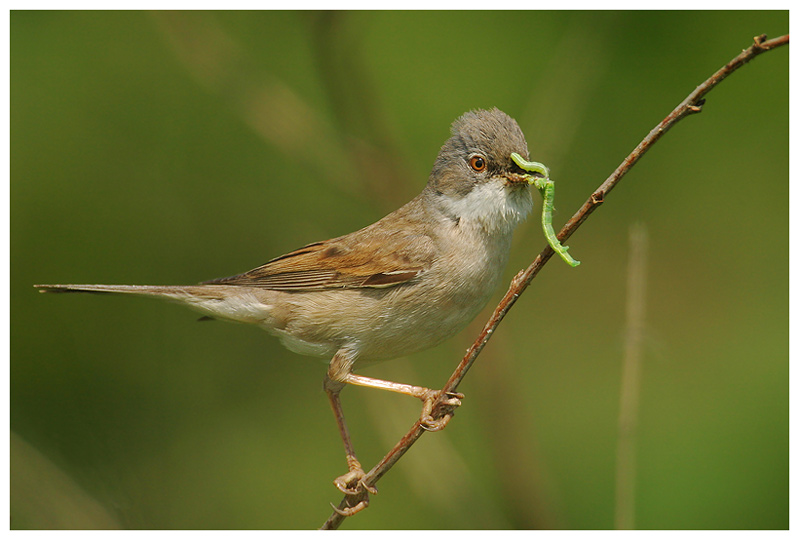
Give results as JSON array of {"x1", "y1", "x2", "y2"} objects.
[{"x1": 11, "y1": 11, "x2": 788, "y2": 529}]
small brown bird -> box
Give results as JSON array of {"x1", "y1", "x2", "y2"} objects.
[{"x1": 36, "y1": 108, "x2": 546, "y2": 509}]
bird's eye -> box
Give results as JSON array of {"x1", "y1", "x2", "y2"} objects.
[{"x1": 469, "y1": 155, "x2": 486, "y2": 172}]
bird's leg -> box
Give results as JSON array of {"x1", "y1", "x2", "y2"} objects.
[
  {"x1": 324, "y1": 348, "x2": 464, "y2": 510},
  {"x1": 327, "y1": 347, "x2": 463, "y2": 430},
  {"x1": 324, "y1": 376, "x2": 378, "y2": 498},
  {"x1": 342, "y1": 373, "x2": 463, "y2": 431},
  {"x1": 324, "y1": 350, "x2": 378, "y2": 502}
]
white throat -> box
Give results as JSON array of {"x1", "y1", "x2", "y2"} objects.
[{"x1": 439, "y1": 181, "x2": 533, "y2": 235}]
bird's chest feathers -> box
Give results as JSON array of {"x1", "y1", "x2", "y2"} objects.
[
  {"x1": 430, "y1": 181, "x2": 531, "y2": 290},
  {"x1": 432, "y1": 216, "x2": 515, "y2": 308}
]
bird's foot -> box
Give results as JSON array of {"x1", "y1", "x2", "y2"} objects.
[
  {"x1": 333, "y1": 464, "x2": 378, "y2": 496},
  {"x1": 419, "y1": 389, "x2": 464, "y2": 431},
  {"x1": 331, "y1": 463, "x2": 377, "y2": 516}
]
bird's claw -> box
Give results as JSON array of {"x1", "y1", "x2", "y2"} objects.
[
  {"x1": 330, "y1": 499, "x2": 369, "y2": 516},
  {"x1": 420, "y1": 412, "x2": 453, "y2": 431},
  {"x1": 333, "y1": 467, "x2": 377, "y2": 496},
  {"x1": 419, "y1": 390, "x2": 464, "y2": 431},
  {"x1": 331, "y1": 466, "x2": 376, "y2": 517}
]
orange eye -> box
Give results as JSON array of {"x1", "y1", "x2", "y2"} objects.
[{"x1": 469, "y1": 155, "x2": 486, "y2": 172}]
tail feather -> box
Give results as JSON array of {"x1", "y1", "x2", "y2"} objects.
[
  {"x1": 35, "y1": 284, "x2": 199, "y2": 297},
  {"x1": 34, "y1": 283, "x2": 277, "y2": 326}
]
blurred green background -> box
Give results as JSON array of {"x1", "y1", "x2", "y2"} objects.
[{"x1": 11, "y1": 11, "x2": 788, "y2": 529}]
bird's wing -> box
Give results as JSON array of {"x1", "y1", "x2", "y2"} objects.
[{"x1": 203, "y1": 231, "x2": 436, "y2": 291}]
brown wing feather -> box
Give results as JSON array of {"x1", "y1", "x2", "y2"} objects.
[{"x1": 203, "y1": 231, "x2": 435, "y2": 291}]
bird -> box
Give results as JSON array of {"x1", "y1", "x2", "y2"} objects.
[{"x1": 35, "y1": 107, "x2": 547, "y2": 511}]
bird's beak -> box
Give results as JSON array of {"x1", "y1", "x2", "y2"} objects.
[{"x1": 510, "y1": 152, "x2": 550, "y2": 184}]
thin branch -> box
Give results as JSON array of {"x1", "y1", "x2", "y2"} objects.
[{"x1": 320, "y1": 33, "x2": 789, "y2": 530}]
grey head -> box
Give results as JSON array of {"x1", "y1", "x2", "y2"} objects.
[
  {"x1": 428, "y1": 108, "x2": 530, "y2": 196},
  {"x1": 425, "y1": 108, "x2": 535, "y2": 231}
]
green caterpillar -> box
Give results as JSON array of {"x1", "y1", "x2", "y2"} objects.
[{"x1": 511, "y1": 152, "x2": 580, "y2": 267}]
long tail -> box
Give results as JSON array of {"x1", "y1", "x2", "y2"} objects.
[
  {"x1": 34, "y1": 283, "x2": 275, "y2": 325},
  {"x1": 35, "y1": 284, "x2": 210, "y2": 297}
]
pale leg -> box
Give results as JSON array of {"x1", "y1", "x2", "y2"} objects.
[{"x1": 323, "y1": 348, "x2": 464, "y2": 509}]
